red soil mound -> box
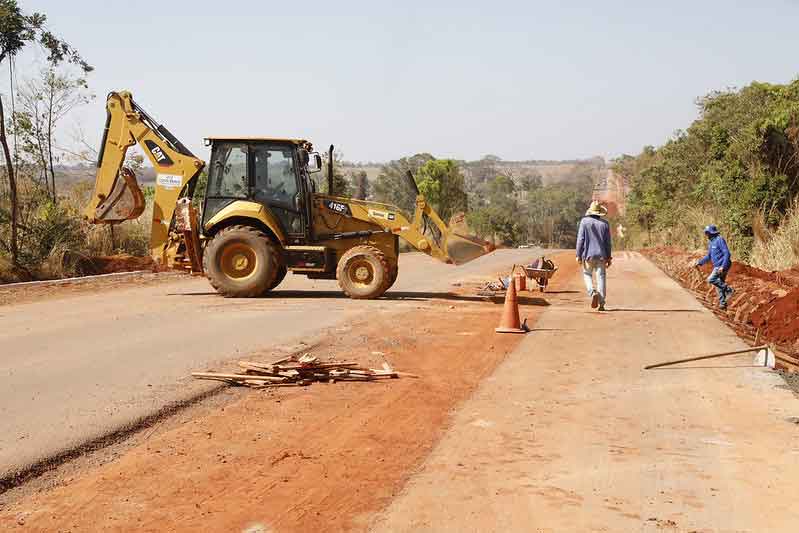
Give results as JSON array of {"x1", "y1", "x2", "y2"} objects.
[
  {"x1": 81, "y1": 254, "x2": 156, "y2": 275},
  {"x1": 750, "y1": 288, "x2": 799, "y2": 345}
]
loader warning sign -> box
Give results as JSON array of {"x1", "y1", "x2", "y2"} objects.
[{"x1": 157, "y1": 174, "x2": 183, "y2": 189}]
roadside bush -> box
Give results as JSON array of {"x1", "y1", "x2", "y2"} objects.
[
  {"x1": 620, "y1": 203, "x2": 749, "y2": 258},
  {"x1": 750, "y1": 198, "x2": 799, "y2": 271},
  {"x1": 618, "y1": 79, "x2": 799, "y2": 262},
  {"x1": 0, "y1": 177, "x2": 153, "y2": 280}
]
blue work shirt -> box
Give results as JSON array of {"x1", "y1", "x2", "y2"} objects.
[
  {"x1": 697, "y1": 235, "x2": 732, "y2": 270},
  {"x1": 576, "y1": 215, "x2": 612, "y2": 261}
]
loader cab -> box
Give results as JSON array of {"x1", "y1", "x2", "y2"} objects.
[{"x1": 201, "y1": 138, "x2": 313, "y2": 244}]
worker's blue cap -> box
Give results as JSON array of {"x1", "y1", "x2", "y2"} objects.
[{"x1": 703, "y1": 224, "x2": 719, "y2": 235}]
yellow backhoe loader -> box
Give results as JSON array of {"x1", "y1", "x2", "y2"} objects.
[{"x1": 85, "y1": 91, "x2": 494, "y2": 299}]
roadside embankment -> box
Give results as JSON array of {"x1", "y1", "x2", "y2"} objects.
[
  {"x1": 642, "y1": 247, "x2": 799, "y2": 370},
  {"x1": 0, "y1": 253, "x2": 157, "y2": 285}
]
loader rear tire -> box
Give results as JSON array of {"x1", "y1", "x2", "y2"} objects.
[
  {"x1": 337, "y1": 245, "x2": 389, "y2": 299},
  {"x1": 204, "y1": 225, "x2": 281, "y2": 297}
]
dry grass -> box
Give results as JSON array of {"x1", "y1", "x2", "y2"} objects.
[
  {"x1": 1, "y1": 180, "x2": 153, "y2": 282},
  {"x1": 750, "y1": 198, "x2": 799, "y2": 271},
  {"x1": 0, "y1": 256, "x2": 24, "y2": 283},
  {"x1": 623, "y1": 204, "x2": 741, "y2": 256}
]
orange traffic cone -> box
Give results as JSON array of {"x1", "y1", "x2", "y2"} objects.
[
  {"x1": 495, "y1": 280, "x2": 527, "y2": 333},
  {"x1": 515, "y1": 272, "x2": 527, "y2": 292}
]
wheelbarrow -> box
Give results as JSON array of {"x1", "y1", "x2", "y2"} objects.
[{"x1": 523, "y1": 257, "x2": 558, "y2": 292}]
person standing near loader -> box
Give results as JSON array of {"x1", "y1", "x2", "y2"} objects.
[
  {"x1": 695, "y1": 224, "x2": 734, "y2": 310},
  {"x1": 576, "y1": 201, "x2": 612, "y2": 311}
]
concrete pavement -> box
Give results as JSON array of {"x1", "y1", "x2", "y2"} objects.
[{"x1": 372, "y1": 251, "x2": 799, "y2": 532}]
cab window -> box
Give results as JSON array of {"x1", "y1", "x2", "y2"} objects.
[
  {"x1": 206, "y1": 143, "x2": 248, "y2": 198},
  {"x1": 253, "y1": 146, "x2": 298, "y2": 206}
]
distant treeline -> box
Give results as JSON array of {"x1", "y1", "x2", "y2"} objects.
[{"x1": 327, "y1": 153, "x2": 602, "y2": 248}]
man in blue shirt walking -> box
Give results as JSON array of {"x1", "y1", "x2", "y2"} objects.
[
  {"x1": 695, "y1": 224, "x2": 734, "y2": 310},
  {"x1": 576, "y1": 201, "x2": 612, "y2": 311}
]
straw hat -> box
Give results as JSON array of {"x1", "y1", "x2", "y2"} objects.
[{"x1": 585, "y1": 201, "x2": 608, "y2": 217}]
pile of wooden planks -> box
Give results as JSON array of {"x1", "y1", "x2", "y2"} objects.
[{"x1": 192, "y1": 353, "x2": 416, "y2": 388}]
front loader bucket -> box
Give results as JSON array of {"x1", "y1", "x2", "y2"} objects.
[
  {"x1": 445, "y1": 213, "x2": 495, "y2": 265},
  {"x1": 90, "y1": 167, "x2": 145, "y2": 223}
]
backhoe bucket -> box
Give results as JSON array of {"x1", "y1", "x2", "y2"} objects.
[
  {"x1": 445, "y1": 213, "x2": 495, "y2": 265},
  {"x1": 90, "y1": 167, "x2": 145, "y2": 223}
]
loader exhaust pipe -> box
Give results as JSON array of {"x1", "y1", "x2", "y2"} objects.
[{"x1": 328, "y1": 144, "x2": 334, "y2": 195}]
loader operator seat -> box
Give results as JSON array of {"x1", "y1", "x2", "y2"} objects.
[
  {"x1": 253, "y1": 151, "x2": 296, "y2": 205},
  {"x1": 267, "y1": 161, "x2": 295, "y2": 203}
]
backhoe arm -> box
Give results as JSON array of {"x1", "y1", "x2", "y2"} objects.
[
  {"x1": 365, "y1": 195, "x2": 494, "y2": 265},
  {"x1": 85, "y1": 91, "x2": 205, "y2": 266}
]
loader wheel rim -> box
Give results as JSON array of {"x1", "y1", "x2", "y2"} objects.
[
  {"x1": 219, "y1": 242, "x2": 257, "y2": 280},
  {"x1": 348, "y1": 258, "x2": 375, "y2": 287}
]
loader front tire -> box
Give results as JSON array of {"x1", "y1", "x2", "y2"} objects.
[
  {"x1": 383, "y1": 261, "x2": 399, "y2": 292},
  {"x1": 204, "y1": 225, "x2": 281, "y2": 297},
  {"x1": 267, "y1": 265, "x2": 288, "y2": 291},
  {"x1": 337, "y1": 245, "x2": 389, "y2": 299}
]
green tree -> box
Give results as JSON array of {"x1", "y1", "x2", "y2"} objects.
[
  {"x1": 488, "y1": 174, "x2": 516, "y2": 199},
  {"x1": 415, "y1": 159, "x2": 468, "y2": 222},
  {"x1": 14, "y1": 67, "x2": 94, "y2": 202},
  {"x1": 319, "y1": 150, "x2": 351, "y2": 197},
  {"x1": 620, "y1": 79, "x2": 799, "y2": 257},
  {"x1": 373, "y1": 153, "x2": 434, "y2": 213},
  {"x1": 0, "y1": 0, "x2": 91, "y2": 266},
  {"x1": 467, "y1": 175, "x2": 524, "y2": 246},
  {"x1": 350, "y1": 169, "x2": 369, "y2": 200},
  {"x1": 517, "y1": 173, "x2": 543, "y2": 195}
]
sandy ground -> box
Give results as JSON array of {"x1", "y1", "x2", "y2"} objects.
[
  {"x1": 0, "y1": 252, "x2": 573, "y2": 532},
  {"x1": 3, "y1": 251, "x2": 798, "y2": 532},
  {"x1": 372, "y1": 251, "x2": 799, "y2": 532},
  {"x1": 0, "y1": 249, "x2": 539, "y2": 482}
]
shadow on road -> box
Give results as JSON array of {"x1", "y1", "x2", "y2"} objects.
[
  {"x1": 647, "y1": 365, "x2": 762, "y2": 370},
  {"x1": 167, "y1": 290, "x2": 551, "y2": 306},
  {"x1": 540, "y1": 290, "x2": 581, "y2": 295}
]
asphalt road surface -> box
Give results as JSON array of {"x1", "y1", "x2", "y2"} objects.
[{"x1": 0, "y1": 249, "x2": 537, "y2": 480}]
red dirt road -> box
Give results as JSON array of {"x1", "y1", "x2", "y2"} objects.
[{"x1": 0, "y1": 253, "x2": 576, "y2": 532}]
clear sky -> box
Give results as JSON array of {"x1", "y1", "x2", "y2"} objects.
[{"x1": 10, "y1": 0, "x2": 799, "y2": 163}]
